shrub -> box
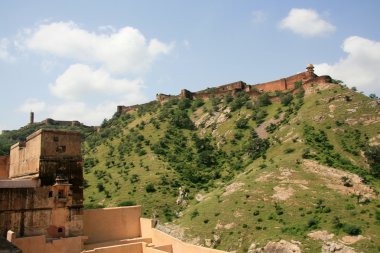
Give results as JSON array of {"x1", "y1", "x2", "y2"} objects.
[
  {"x1": 257, "y1": 93, "x2": 272, "y2": 107},
  {"x1": 364, "y1": 145, "x2": 380, "y2": 178},
  {"x1": 130, "y1": 174, "x2": 140, "y2": 183},
  {"x1": 284, "y1": 148, "x2": 295, "y2": 154},
  {"x1": 145, "y1": 183, "x2": 156, "y2": 193},
  {"x1": 117, "y1": 200, "x2": 136, "y2": 206},
  {"x1": 235, "y1": 117, "x2": 249, "y2": 129},
  {"x1": 343, "y1": 224, "x2": 362, "y2": 235},
  {"x1": 97, "y1": 183, "x2": 105, "y2": 192},
  {"x1": 307, "y1": 217, "x2": 320, "y2": 229},
  {"x1": 280, "y1": 94, "x2": 293, "y2": 106},
  {"x1": 191, "y1": 209, "x2": 199, "y2": 219}
]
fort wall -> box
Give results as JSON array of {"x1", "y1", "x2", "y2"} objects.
[
  {"x1": 7, "y1": 231, "x2": 83, "y2": 253},
  {"x1": 83, "y1": 206, "x2": 142, "y2": 244},
  {"x1": 0, "y1": 182, "x2": 83, "y2": 238},
  {"x1": 146, "y1": 64, "x2": 330, "y2": 107},
  {"x1": 0, "y1": 156, "x2": 9, "y2": 178}
]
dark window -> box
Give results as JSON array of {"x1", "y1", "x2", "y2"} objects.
[
  {"x1": 48, "y1": 191, "x2": 53, "y2": 197},
  {"x1": 53, "y1": 136, "x2": 59, "y2": 142},
  {"x1": 56, "y1": 146, "x2": 66, "y2": 153},
  {"x1": 58, "y1": 227, "x2": 63, "y2": 233},
  {"x1": 58, "y1": 190, "x2": 64, "y2": 198}
]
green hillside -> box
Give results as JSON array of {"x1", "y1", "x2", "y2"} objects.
[
  {"x1": 81, "y1": 82, "x2": 380, "y2": 252},
  {"x1": 0, "y1": 122, "x2": 94, "y2": 156}
]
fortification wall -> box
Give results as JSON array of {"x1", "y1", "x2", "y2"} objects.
[
  {"x1": 83, "y1": 206, "x2": 142, "y2": 244},
  {"x1": 7, "y1": 232, "x2": 83, "y2": 253},
  {"x1": 254, "y1": 79, "x2": 287, "y2": 92},
  {"x1": 9, "y1": 133, "x2": 41, "y2": 178},
  {"x1": 141, "y1": 218, "x2": 225, "y2": 253},
  {"x1": 0, "y1": 156, "x2": 9, "y2": 179}
]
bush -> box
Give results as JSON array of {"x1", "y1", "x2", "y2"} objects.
[
  {"x1": 117, "y1": 200, "x2": 136, "y2": 206},
  {"x1": 235, "y1": 117, "x2": 249, "y2": 129},
  {"x1": 343, "y1": 224, "x2": 362, "y2": 235},
  {"x1": 145, "y1": 183, "x2": 156, "y2": 193},
  {"x1": 364, "y1": 145, "x2": 380, "y2": 178},
  {"x1": 284, "y1": 148, "x2": 295, "y2": 154},
  {"x1": 280, "y1": 94, "x2": 293, "y2": 106},
  {"x1": 191, "y1": 209, "x2": 199, "y2": 219},
  {"x1": 257, "y1": 93, "x2": 272, "y2": 107}
]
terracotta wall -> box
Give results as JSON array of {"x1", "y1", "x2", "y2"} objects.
[
  {"x1": 141, "y1": 218, "x2": 226, "y2": 253},
  {"x1": 254, "y1": 79, "x2": 286, "y2": 92},
  {"x1": 83, "y1": 206, "x2": 142, "y2": 244},
  {"x1": 8, "y1": 233, "x2": 83, "y2": 253},
  {"x1": 84, "y1": 243, "x2": 143, "y2": 253},
  {"x1": 150, "y1": 229, "x2": 225, "y2": 253},
  {"x1": 0, "y1": 156, "x2": 9, "y2": 179}
]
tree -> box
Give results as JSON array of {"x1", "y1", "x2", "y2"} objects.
[
  {"x1": 280, "y1": 94, "x2": 293, "y2": 106},
  {"x1": 369, "y1": 93, "x2": 378, "y2": 99},
  {"x1": 365, "y1": 145, "x2": 380, "y2": 178},
  {"x1": 257, "y1": 93, "x2": 272, "y2": 107}
]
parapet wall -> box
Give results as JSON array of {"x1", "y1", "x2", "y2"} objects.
[
  {"x1": 149, "y1": 65, "x2": 330, "y2": 106},
  {"x1": 83, "y1": 206, "x2": 142, "y2": 244},
  {"x1": 0, "y1": 156, "x2": 9, "y2": 179}
]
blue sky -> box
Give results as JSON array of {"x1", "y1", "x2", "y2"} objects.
[{"x1": 0, "y1": 1, "x2": 379, "y2": 130}]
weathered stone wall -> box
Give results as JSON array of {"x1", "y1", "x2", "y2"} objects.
[
  {"x1": 9, "y1": 133, "x2": 41, "y2": 178},
  {"x1": 0, "y1": 156, "x2": 9, "y2": 179},
  {"x1": 0, "y1": 184, "x2": 83, "y2": 238}
]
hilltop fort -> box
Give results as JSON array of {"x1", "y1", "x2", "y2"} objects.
[{"x1": 117, "y1": 64, "x2": 331, "y2": 114}]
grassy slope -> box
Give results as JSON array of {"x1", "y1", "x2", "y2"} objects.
[{"x1": 83, "y1": 83, "x2": 380, "y2": 252}]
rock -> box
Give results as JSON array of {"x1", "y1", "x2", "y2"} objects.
[
  {"x1": 308, "y1": 230, "x2": 334, "y2": 241},
  {"x1": 205, "y1": 239, "x2": 212, "y2": 247},
  {"x1": 247, "y1": 243, "x2": 257, "y2": 253},
  {"x1": 322, "y1": 242, "x2": 357, "y2": 253},
  {"x1": 258, "y1": 239, "x2": 301, "y2": 253}
]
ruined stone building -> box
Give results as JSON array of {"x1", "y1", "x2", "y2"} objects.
[
  {"x1": 0, "y1": 129, "x2": 84, "y2": 239},
  {"x1": 0, "y1": 129, "x2": 225, "y2": 253}
]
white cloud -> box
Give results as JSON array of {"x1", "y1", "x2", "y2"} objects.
[
  {"x1": 315, "y1": 36, "x2": 380, "y2": 95},
  {"x1": 0, "y1": 38, "x2": 15, "y2": 62},
  {"x1": 279, "y1": 8, "x2": 336, "y2": 37},
  {"x1": 49, "y1": 101, "x2": 119, "y2": 125},
  {"x1": 26, "y1": 21, "x2": 173, "y2": 73},
  {"x1": 18, "y1": 98, "x2": 46, "y2": 113},
  {"x1": 49, "y1": 64, "x2": 144, "y2": 100},
  {"x1": 251, "y1": 10, "x2": 267, "y2": 24}
]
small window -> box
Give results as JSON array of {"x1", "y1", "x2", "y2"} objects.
[
  {"x1": 58, "y1": 227, "x2": 63, "y2": 233},
  {"x1": 48, "y1": 191, "x2": 53, "y2": 198},
  {"x1": 53, "y1": 136, "x2": 59, "y2": 142},
  {"x1": 58, "y1": 190, "x2": 64, "y2": 198},
  {"x1": 56, "y1": 146, "x2": 66, "y2": 153}
]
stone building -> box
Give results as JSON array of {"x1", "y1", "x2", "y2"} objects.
[
  {"x1": 1, "y1": 129, "x2": 226, "y2": 253},
  {"x1": 0, "y1": 129, "x2": 83, "y2": 239}
]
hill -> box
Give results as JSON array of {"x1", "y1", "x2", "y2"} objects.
[
  {"x1": 82, "y1": 79, "x2": 380, "y2": 252},
  {"x1": 0, "y1": 119, "x2": 95, "y2": 155}
]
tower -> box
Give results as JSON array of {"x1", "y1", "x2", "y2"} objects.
[
  {"x1": 306, "y1": 64, "x2": 315, "y2": 77},
  {"x1": 29, "y1": 112, "x2": 34, "y2": 124}
]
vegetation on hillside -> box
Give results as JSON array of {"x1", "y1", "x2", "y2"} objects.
[{"x1": 82, "y1": 82, "x2": 380, "y2": 252}]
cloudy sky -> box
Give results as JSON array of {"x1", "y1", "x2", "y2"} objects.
[{"x1": 0, "y1": 1, "x2": 379, "y2": 130}]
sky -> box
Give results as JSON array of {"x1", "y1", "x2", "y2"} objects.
[{"x1": 0, "y1": 1, "x2": 379, "y2": 131}]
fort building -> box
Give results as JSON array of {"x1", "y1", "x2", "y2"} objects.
[
  {"x1": 0, "y1": 129, "x2": 226, "y2": 253},
  {"x1": 152, "y1": 64, "x2": 331, "y2": 104}
]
